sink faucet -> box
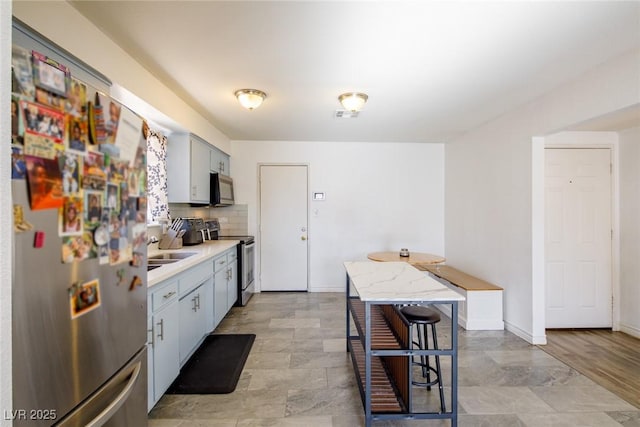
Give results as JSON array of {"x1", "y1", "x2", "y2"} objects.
[{"x1": 147, "y1": 235, "x2": 159, "y2": 246}]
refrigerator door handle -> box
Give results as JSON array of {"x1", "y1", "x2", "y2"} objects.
[
  {"x1": 55, "y1": 360, "x2": 142, "y2": 427},
  {"x1": 85, "y1": 361, "x2": 141, "y2": 427}
]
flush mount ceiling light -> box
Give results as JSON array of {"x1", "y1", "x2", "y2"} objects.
[
  {"x1": 338, "y1": 92, "x2": 368, "y2": 112},
  {"x1": 235, "y1": 89, "x2": 267, "y2": 110}
]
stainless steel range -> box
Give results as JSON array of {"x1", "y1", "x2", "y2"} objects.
[{"x1": 205, "y1": 220, "x2": 255, "y2": 306}]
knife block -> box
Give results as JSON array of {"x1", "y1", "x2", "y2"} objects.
[{"x1": 158, "y1": 233, "x2": 183, "y2": 249}]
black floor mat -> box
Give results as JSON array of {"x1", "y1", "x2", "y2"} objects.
[{"x1": 166, "y1": 334, "x2": 256, "y2": 394}]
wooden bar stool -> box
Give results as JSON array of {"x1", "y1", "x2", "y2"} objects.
[{"x1": 400, "y1": 305, "x2": 446, "y2": 412}]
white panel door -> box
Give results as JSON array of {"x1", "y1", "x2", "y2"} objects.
[
  {"x1": 260, "y1": 165, "x2": 308, "y2": 291},
  {"x1": 545, "y1": 148, "x2": 612, "y2": 328}
]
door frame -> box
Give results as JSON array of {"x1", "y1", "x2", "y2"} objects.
[
  {"x1": 256, "y1": 163, "x2": 310, "y2": 293},
  {"x1": 532, "y1": 133, "x2": 620, "y2": 344}
]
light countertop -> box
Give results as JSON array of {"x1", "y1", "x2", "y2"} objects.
[
  {"x1": 344, "y1": 261, "x2": 465, "y2": 303},
  {"x1": 147, "y1": 240, "x2": 239, "y2": 288}
]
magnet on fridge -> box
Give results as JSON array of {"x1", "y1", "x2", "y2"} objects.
[
  {"x1": 116, "y1": 268, "x2": 126, "y2": 286},
  {"x1": 34, "y1": 231, "x2": 45, "y2": 248},
  {"x1": 129, "y1": 275, "x2": 143, "y2": 291},
  {"x1": 70, "y1": 279, "x2": 101, "y2": 319},
  {"x1": 13, "y1": 204, "x2": 33, "y2": 233},
  {"x1": 68, "y1": 282, "x2": 80, "y2": 298},
  {"x1": 93, "y1": 225, "x2": 109, "y2": 246},
  {"x1": 130, "y1": 251, "x2": 143, "y2": 268}
]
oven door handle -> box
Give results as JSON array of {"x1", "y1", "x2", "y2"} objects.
[{"x1": 243, "y1": 241, "x2": 255, "y2": 250}]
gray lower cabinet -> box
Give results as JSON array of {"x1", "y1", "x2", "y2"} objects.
[
  {"x1": 148, "y1": 250, "x2": 238, "y2": 411},
  {"x1": 213, "y1": 247, "x2": 238, "y2": 327},
  {"x1": 148, "y1": 280, "x2": 179, "y2": 411},
  {"x1": 178, "y1": 279, "x2": 211, "y2": 364},
  {"x1": 214, "y1": 265, "x2": 228, "y2": 327},
  {"x1": 227, "y1": 250, "x2": 238, "y2": 309}
]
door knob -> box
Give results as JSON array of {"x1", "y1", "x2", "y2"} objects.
[{"x1": 301, "y1": 236, "x2": 307, "y2": 241}]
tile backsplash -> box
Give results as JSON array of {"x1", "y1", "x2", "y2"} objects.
[{"x1": 168, "y1": 203, "x2": 248, "y2": 235}]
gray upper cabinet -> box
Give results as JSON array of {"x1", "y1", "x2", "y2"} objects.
[
  {"x1": 167, "y1": 133, "x2": 229, "y2": 204},
  {"x1": 209, "y1": 145, "x2": 230, "y2": 175}
]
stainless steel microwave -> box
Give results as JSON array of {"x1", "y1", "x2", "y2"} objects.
[{"x1": 210, "y1": 173, "x2": 234, "y2": 206}]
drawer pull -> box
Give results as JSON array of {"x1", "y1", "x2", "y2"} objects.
[{"x1": 163, "y1": 291, "x2": 176, "y2": 300}]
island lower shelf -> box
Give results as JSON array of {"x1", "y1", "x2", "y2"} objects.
[{"x1": 347, "y1": 298, "x2": 410, "y2": 414}]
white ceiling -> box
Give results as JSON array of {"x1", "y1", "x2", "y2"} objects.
[{"x1": 70, "y1": 1, "x2": 640, "y2": 143}]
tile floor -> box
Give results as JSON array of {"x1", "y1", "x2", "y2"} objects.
[{"x1": 148, "y1": 292, "x2": 640, "y2": 426}]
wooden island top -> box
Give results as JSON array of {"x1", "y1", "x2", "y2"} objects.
[
  {"x1": 420, "y1": 265, "x2": 504, "y2": 291},
  {"x1": 367, "y1": 251, "x2": 445, "y2": 265}
]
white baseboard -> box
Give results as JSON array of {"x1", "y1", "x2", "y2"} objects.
[
  {"x1": 619, "y1": 323, "x2": 640, "y2": 339},
  {"x1": 435, "y1": 303, "x2": 457, "y2": 324},
  {"x1": 504, "y1": 320, "x2": 546, "y2": 345},
  {"x1": 309, "y1": 286, "x2": 345, "y2": 293},
  {"x1": 466, "y1": 319, "x2": 505, "y2": 330}
]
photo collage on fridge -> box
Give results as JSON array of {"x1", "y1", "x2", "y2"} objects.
[{"x1": 10, "y1": 44, "x2": 148, "y2": 269}]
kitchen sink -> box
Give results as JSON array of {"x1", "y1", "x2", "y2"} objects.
[
  {"x1": 147, "y1": 259, "x2": 180, "y2": 265},
  {"x1": 148, "y1": 252, "x2": 197, "y2": 260}
]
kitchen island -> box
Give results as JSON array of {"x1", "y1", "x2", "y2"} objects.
[{"x1": 344, "y1": 261, "x2": 465, "y2": 427}]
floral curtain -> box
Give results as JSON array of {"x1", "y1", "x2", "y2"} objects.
[{"x1": 146, "y1": 130, "x2": 169, "y2": 223}]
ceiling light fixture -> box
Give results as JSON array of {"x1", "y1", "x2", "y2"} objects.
[
  {"x1": 338, "y1": 92, "x2": 368, "y2": 112},
  {"x1": 235, "y1": 89, "x2": 267, "y2": 110}
]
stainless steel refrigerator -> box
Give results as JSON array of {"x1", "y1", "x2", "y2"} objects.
[
  {"x1": 11, "y1": 19, "x2": 148, "y2": 426},
  {"x1": 12, "y1": 161, "x2": 148, "y2": 424},
  {"x1": 11, "y1": 124, "x2": 148, "y2": 425}
]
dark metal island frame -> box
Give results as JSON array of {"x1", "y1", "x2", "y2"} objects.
[{"x1": 344, "y1": 261, "x2": 465, "y2": 427}]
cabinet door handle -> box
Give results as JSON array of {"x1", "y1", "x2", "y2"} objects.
[
  {"x1": 148, "y1": 327, "x2": 154, "y2": 348},
  {"x1": 196, "y1": 294, "x2": 201, "y2": 310},
  {"x1": 156, "y1": 319, "x2": 164, "y2": 341}
]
